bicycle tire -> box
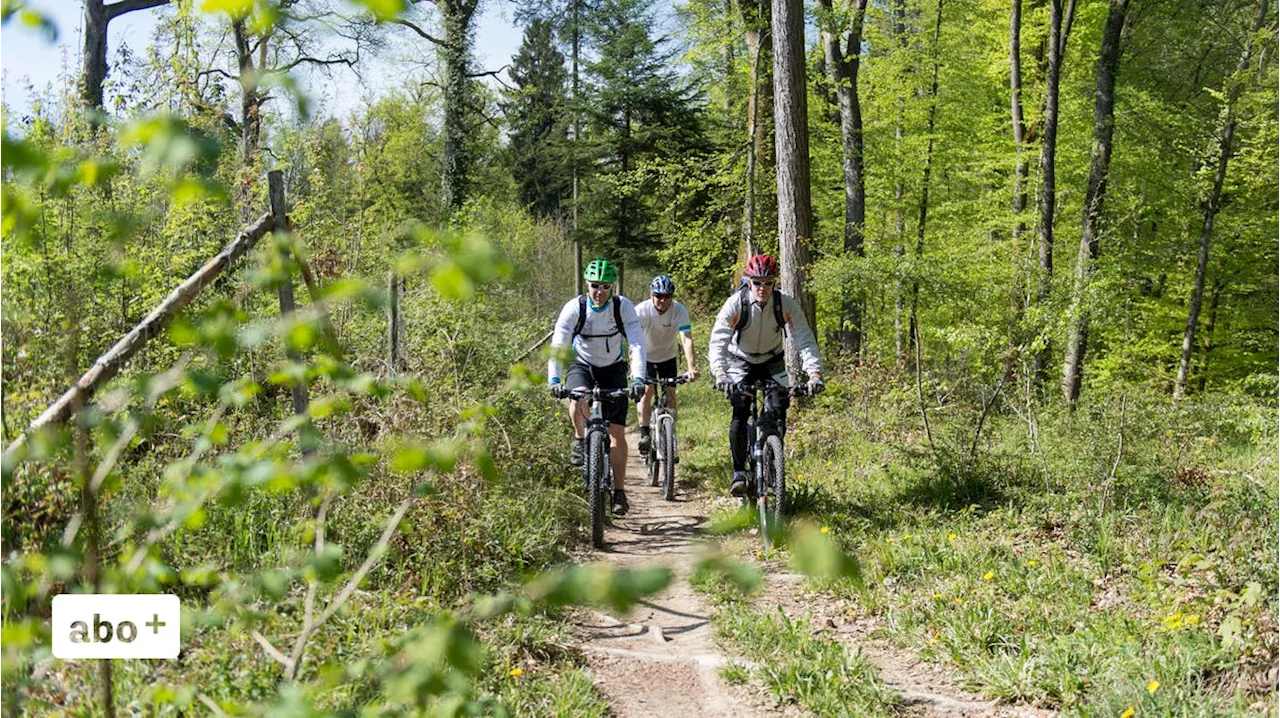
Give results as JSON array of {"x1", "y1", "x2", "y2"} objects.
[
  {"x1": 659, "y1": 416, "x2": 676, "y2": 501},
  {"x1": 587, "y1": 430, "x2": 608, "y2": 548},
  {"x1": 761, "y1": 434, "x2": 785, "y2": 547},
  {"x1": 646, "y1": 438, "x2": 660, "y2": 487}
]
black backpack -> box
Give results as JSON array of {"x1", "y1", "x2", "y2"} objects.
[
  {"x1": 733, "y1": 281, "x2": 787, "y2": 343},
  {"x1": 573, "y1": 295, "x2": 626, "y2": 346}
]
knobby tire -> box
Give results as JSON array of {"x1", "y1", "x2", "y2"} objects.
[
  {"x1": 660, "y1": 416, "x2": 676, "y2": 502},
  {"x1": 588, "y1": 430, "x2": 608, "y2": 548},
  {"x1": 761, "y1": 434, "x2": 785, "y2": 549}
]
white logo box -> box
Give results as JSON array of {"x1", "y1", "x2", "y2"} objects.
[{"x1": 52, "y1": 594, "x2": 180, "y2": 659}]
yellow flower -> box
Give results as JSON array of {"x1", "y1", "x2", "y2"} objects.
[
  {"x1": 509, "y1": 668, "x2": 524, "y2": 677},
  {"x1": 1184, "y1": 614, "x2": 1200, "y2": 625},
  {"x1": 1027, "y1": 559, "x2": 1039, "y2": 567},
  {"x1": 825, "y1": 459, "x2": 833, "y2": 467},
  {"x1": 1147, "y1": 681, "x2": 1160, "y2": 695},
  {"x1": 948, "y1": 533, "x2": 958, "y2": 542},
  {"x1": 983, "y1": 571, "x2": 995, "y2": 581},
  {"x1": 886, "y1": 537, "x2": 895, "y2": 544},
  {"x1": 821, "y1": 526, "x2": 831, "y2": 534},
  {"x1": 954, "y1": 597, "x2": 964, "y2": 605},
  {"x1": 933, "y1": 593, "x2": 942, "y2": 600},
  {"x1": 1120, "y1": 708, "x2": 1135, "y2": 718},
  {"x1": 903, "y1": 534, "x2": 913, "y2": 540}
]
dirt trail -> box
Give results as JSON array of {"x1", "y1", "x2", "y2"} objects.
[
  {"x1": 572, "y1": 442, "x2": 785, "y2": 718},
  {"x1": 572, "y1": 435, "x2": 1053, "y2": 717}
]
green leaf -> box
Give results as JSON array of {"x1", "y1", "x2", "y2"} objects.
[
  {"x1": 790, "y1": 523, "x2": 863, "y2": 589},
  {"x1": 431, "y1": 261, "x2": 475, "y2": 301},
  {"x1": 354, "y1": 0, "x2": 405, "y2": 20}
]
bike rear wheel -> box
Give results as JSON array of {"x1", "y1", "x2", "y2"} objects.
[
  {"x1": 659, "y1": 416, "x2": 676, "y2": 501},
  {"x1": 587, "y1": 430, "x2": 608, "y2": 548},
  {"x1": 760, "y1": 434, "x2": 785, "y2": 549}
]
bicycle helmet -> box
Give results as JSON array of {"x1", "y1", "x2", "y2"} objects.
[
  {"x1": 649, "y1": 275, "x2": 675, "y2": 294},
  {"x1": 583, "y1": 259, "x2": 618, "y2": 283},
  {"x1": 744, "y1": 254, "x2": 779, "y2": 278}
]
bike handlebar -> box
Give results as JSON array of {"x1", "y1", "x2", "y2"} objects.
[
  {"x1": 721, "y1": 378, "x2": 813, "y2": 398},
  {"x1": 645, "y1": 374, "x2": 692, "y2": 387},
  {"x1": 565, "y1": 386, "x2": 632, "y2": 401}
]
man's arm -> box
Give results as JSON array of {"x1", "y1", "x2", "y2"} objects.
[
  {"x1": 677, "y1": 304, "x2": 698, "y2": 379},
  {"x1": 782, "y1": 295, "x2": 822, "y2": 377},
  {"x1": 707, "y1": 295, "x2": 739, "y2": 378},
  {"x1": 547, "y1": 299, "x2": 578, "y2": 384},
  {"x1": 620, "y1": 299, "x2": 647, "y2": 381}
]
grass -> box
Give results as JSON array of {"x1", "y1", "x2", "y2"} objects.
[{"x1": 675, "y1": 370, "x2": 1277, "y2": 715}]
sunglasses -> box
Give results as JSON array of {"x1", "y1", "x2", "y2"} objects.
[
  {"x1": 653, "y1": 293, "x2": 672, "y2": 300},
  {"x1": 589, "y1": 282, "x2": 613, "y2": 291},
  {"x1": 749, "y1": 279, "x2": 777, "y2": 288}
]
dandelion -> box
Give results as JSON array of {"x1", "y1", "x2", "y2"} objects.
[
  {"x1": 1184, "y1": 614, "x2": 1200, "y2": 626},
  {"x1": 825, "y1": 459, "x2": 833, "y2": 467},
  {"x1": 821, "y1": 526, "x2": 831, "y2": 534},
  {"x1": 983, "y1": 571, "x2": 995, "y2": 581},
  {"x1": 1120, "y1": 708, "x2": 1135, "y2": 718},
  {"x1": 903, "y1": 534, "x2": 913, "y2": 540},
  {"x1": 954, "y1": 597, "x2": 964, "y2": 605},
  {"x1": 1147, "y1": 681, "x2": 1160, "y2": 695},
  {"x1": 509, "y1": 668, "x2": 524, "y2": 677},
  {"x1": 948, "y1": 533, "x2": 958, "y2": 542},
  {"x1": 886, "y1": 537, "x2": 895, "y2": 544},
  {"x1": 933, "y1": 593, "x2": 942, "y2": 600},
  {"x1": 1027, "y1": 559, "x2": 1039, "y2": 567}
]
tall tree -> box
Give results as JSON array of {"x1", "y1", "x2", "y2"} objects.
[
  {"x1": 1029, "y1": 0, "x2": 1075, "y2": 389},
  {"x1": 818, "y1": 0, "x2": 868, "y2": 357},
  {"x1": 581, "y1": 0, "x2": 703, "y2": 259},
  {"x1": 1173, "y1": 0, "x2": 1270, "y2": 399},
  {"x1": 394, "y1": 0, "x2": 482, "y2": 216},
  {"x1": 1007, "y1": 0, "x2": 1029, "y2": 377},
  {"x1": 81, "y1": 0, "x2": 171, "y2": 112},
  {"x1": 503, "y1": 19, "x2": 572, "y2": 217},
  {"x1": 1061, "y1": 0, "x2": 1131, "y2": 407},
  {"x1": 908, "y1": 0, "x2": 944, "y2": 348},
  {"x1": 739, "y1": 0, "x2": 775, "y2": 259},
  {"x1": 772, "y1": 0, "x2": 816, "y2": 371}
]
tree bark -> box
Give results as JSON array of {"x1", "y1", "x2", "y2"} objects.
[
  {"x1": 441, "y1": 0, "x2": 479, "y2": 215},
  {"x1": 1195, "y1": 278, "x2": 1225, "y2": 393},
  {"x1": 819, "y1": 0, "x2": 868, "y2": 358},
  {"x1": 772, "y1": 0, "x2": 816, "y2": 373},
  {"x1": 1006, "y1": 0, "x2": 1029, "y2": 379},
  {"x1": 908, "y1": 0, "x2": 944, "y2": 347},
  {"x1": 891, "y1": 0, "x2": 908, "y2": 362},
  {"x1": 1061, "y1": 0, "x2": 1130, "y2": 407},
  {"x1": 80, "y1": 0, "x2": 170, "y2": 111},
  {"x1": 1030, "y1": 0, "x2": 1065, "y2": 390},
  {"x1": 1173, "y1": 0, "x2": 1268, "y2": 399}
]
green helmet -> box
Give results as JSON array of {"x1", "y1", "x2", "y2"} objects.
[{"x1": 583, "y1": 259, "x2": 617, "y2": 283}]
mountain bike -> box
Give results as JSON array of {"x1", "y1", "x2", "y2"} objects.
[
  {"x1": 725, "y1": 378, "x2": 812, "y2": 550},
  {"x1": 566, "y1": 386, "x2": 632, "y2": 548},
  {"x1": 644, "y1": 375, "x2": 690, "y2": 502}
]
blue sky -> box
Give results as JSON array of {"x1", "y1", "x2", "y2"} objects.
[{"x1": 1, "y1": 0, "x2": 527, "y2": 119}]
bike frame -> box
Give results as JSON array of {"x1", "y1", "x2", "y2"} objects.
[
  {"x1": 645, "y1": 375, "x2": 688, "y2": 499},
  {"x1": 728, "y1": 378, "x2": 812, "y2": 548},
  {"x1": 567, "y1": 386, "x2": 630, "y2": 547}
]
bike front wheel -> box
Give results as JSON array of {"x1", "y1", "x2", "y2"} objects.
[
  {"x1": 759, "y1": 434, "x2": 785, "y2": 548},
  {"x1": 587, "y1": 431, "x2": 609, "y2": 548},
  {"x1": 659, "y1": 416, "x2": 676, "y2": 502}
]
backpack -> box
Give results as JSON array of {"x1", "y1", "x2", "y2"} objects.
[
  {"x1": 733, "y1": 281, "x2": 787, "y2": 344},
  {"x1": 573, "y1": 295, "x2": 626, "y2": 347}
]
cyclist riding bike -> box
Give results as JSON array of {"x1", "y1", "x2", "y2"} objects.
[
  {"x1": 635, "y1": 275, "x2": 699, "y2": 455},
  {"x1": 548, "y1": 259, "x2": 647, "y2": 516},
  {"x1": 708, "y1": 254, "x2": 824, "y2": 498}
]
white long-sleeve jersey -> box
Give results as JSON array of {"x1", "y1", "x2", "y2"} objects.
[
  {"x1": 548, "y1": 295, "x2": 647, "y2": 382},
  {"x1": 708, "y1": 289, "x2": 821, "y2": 377}
]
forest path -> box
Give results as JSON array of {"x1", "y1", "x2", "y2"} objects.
[{"x1": 571, "y1": 429, "x2": 1053, "y2": 718}]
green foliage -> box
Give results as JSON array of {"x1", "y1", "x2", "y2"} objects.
[{"x1": 503, "y1": 19, "x2": 573, "y2": 217}]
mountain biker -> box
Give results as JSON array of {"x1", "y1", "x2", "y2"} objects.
[
  {"x1": 635, "y1": 275, "x2": 699, "y2": 456},
  {"x1": 548, "y1": 259, "x2": 647, "y2": 516},
  {"x1": 708, "y1": 254, "x2": 824, "y2": 498}
]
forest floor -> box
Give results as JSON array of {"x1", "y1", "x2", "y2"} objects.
[{"x1": 571, "y1": 430, "x2": 1056, "y2": 717}]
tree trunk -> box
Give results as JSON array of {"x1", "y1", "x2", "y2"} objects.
[
  {"x1": 441, "y1": 0, "x2": 478, "y2": 216},
  {"x1": 891, "y1": 0, "x2": 908, "y2": 363},
  {"x1": 1030, "y1": 0, "x2": 1064, "y2": 390},
  {"x1": 819, "y1": 0, "x2": 868, "y2": 358},
  {"x1": 1061, "y1": 0, "x2": 1129, "y2": 407},
  {"x1": 909, "y1": 0, "x2": 944, "y2": 347},
  {"x1": 1195, "y1": 278, "x2": 1225, "y2": 393},
  {"x1": 1006, "y1": 0, "x2": 1029, "y2": 380},
  {"x1": 745, "y1": 25, "x2": 761, "y2": 258},
  {"x1": 80, "y1": 0, "x2": 170, "y2": 112},
  {"x1": 740, "y1": 0, "x2": 774, "y2": 258},
  {"x1": 1173, "y1": 0, "x2": 1268, "y2": 399},
  {"x1": 572, "y1": 0, "x2": 584, "y2": 294},
  {"x1": 388, "y1": 271, "x2": 402, "y2": 373},
  {"x1": 772, "y1": 0, "x2": 816, "y2": 374}
]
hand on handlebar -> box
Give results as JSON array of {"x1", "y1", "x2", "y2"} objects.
[
  {"x1": 629, "y1": 380, "x2": 646, "y2": 402},
  {"x1": 550, "y1": 384, "x2": 568, "y2": 400},
  {"x1": 713, "y1": 375, "x2": 735, "y2": 398},
  {"x1": 806, "y1": 375, "x2": 825, "y2": 396}
]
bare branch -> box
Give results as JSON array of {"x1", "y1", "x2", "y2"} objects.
[
  {"x1": 252, "y1": 630, "x2": 293, "y2": 668},
  {"x1": 391, "y1": 17, "x2": 446, "y2": 45},
  {"x1": 105, "y1": 0, "x2": 169, "y2": 21}
]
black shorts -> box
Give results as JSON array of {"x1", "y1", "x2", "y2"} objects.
[
  {"x1": 565, "y1": 360, "x2": 629, "y2": 426},
  {"x1": 645, "y1": 358, "x2": 678, "y2": 380}
]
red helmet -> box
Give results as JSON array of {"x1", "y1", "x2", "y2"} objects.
[{"x1": 744, "y1": 254, "x2": 779, "y2": 278}]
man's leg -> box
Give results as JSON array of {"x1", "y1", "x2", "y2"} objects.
[
  {"x1": 638, "y1": 384, "x2": 655, "y2": 455},
  {"x1": 568, "y1": 398, "x2": 587, "y2": 438},
  {"x1": 609, "y1": 422, "x2": 630, "y2": 515},
  {"x1": 666, "y1": 387, "x2": 678, "y2": 422},
  {"x1": 565, "y1": 363, "x2": 592, "y2": 466}
]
